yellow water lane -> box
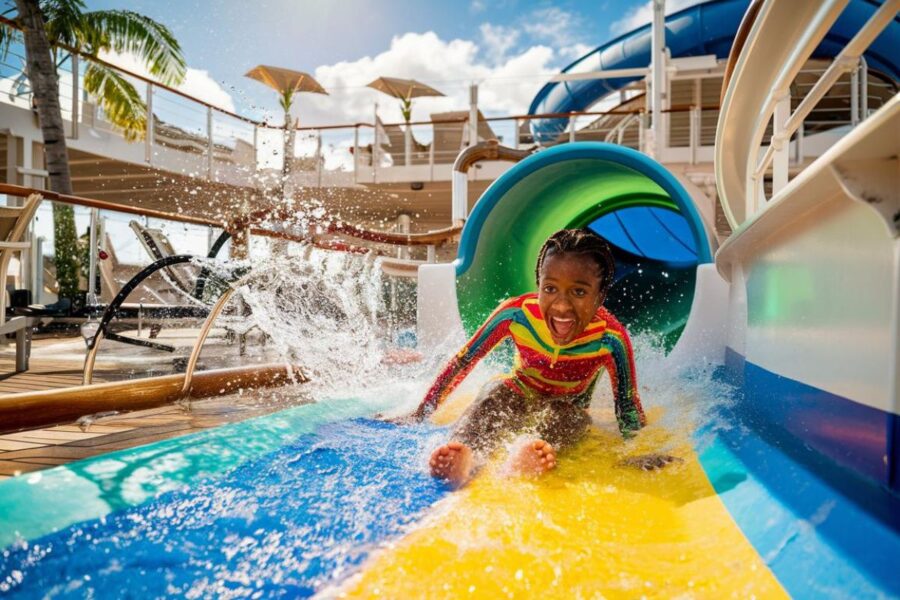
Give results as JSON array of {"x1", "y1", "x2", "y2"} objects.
[{"x1": 341, "y1": 398, "x2": 787, "y2": 599}]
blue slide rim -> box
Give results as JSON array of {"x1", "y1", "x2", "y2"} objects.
[{"x1": 455, "y1": 142, "x2": 713, "y2": 276}]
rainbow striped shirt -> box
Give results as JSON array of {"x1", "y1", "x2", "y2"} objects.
[{"x1": 420, "y1": 293, "x2": 645, "y2": 436}]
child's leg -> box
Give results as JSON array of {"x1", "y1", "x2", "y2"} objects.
[
  {"x1": 430, "y1": 381, "x2": 527, "y2": 487},
  {"x1": 535, "y1": 400, "x2": 591, "y2": 451},
  {"x1": 503, "y1": 401, "x2": 588, "y2": 478},
  {"x1": 450, "y1": 380, "x2": 528, "y2": 456}
]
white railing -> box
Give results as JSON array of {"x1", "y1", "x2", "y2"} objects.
[{"x1": 715, "y1": 0, "x2": 898, "y2": 229}]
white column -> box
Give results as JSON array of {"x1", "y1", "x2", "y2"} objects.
[
  {"x1": 404, "y1": 124, "x2": 412, "y2": 167},
  {"x1": 397, "y1": 212, "x2": 411, "y2": 260},
  {"x1": 145, "y1": 82, "x2": 153, "y2": 164},
  {"x1": 772, "y1": 94, "x2": 791, "y2": 195},
  {"x1": 70, "y1": 54, "x2": 79, "y2": 140},
  {"x1": 649, "y1": 0, "x2": 666, "y2": 159},
  {"x1": 206, "y1": 106, "x2": 214, "y2": 180},
  {"x1": 353, "y1": 125, "x2": 359, "y2": 183},
  {"x1": 468, "y1": 83, "x2": 479, "y2": 145}
]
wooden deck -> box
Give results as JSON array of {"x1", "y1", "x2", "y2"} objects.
[
  {"x1": 0, "y1": 331, "x2": 308, "y2": 479},
  {"x1": 0, "y1": 389, "x2": 305, "y2": 479}
]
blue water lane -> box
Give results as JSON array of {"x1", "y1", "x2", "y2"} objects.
[
  {"x1": 696, "y1": 408, "x2": 900, "y2": 599},
  {"x1": 0, "y1": 419, "x2": 451, "y2": 598}
]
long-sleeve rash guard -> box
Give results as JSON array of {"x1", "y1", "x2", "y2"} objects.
[{"x1": 418, "y1": 293, "x2": 645, "y2": 436}]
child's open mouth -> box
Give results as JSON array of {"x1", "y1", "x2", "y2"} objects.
[{"x1": 549, "y1": 316, "x2": 576, "y2": 341}]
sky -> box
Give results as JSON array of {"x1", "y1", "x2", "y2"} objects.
[{"x1": 77, "y1": 0, "x2": 685, "y2": 127}]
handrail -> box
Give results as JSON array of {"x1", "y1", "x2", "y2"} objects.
[
  {"x1": 0, "y1": 183, "x2": 224, "y2": 228},
  {"x1": 234, "y1": 210, "x2": 462, "y2": 247},
  {"x1": 714, "y1": 0, "x2": 897, "y2": 229},
  {"x1": 82, "y1": 254, "x2": 205, "y2": 384},
  {"x1": 0, "y1": 15, "x2": 263, "y2": 127}
]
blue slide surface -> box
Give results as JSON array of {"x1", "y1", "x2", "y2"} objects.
[
  {"x1": 528, "y1": 0, "x2": 900, "y2": 143},
  {"x1": 0, "y1": 420, "x2": 450, "y2": 598}
]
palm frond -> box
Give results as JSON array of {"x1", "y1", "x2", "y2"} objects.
[
  {"x1": 83, "y1": 62, "x2": 146, "y2": 141},
  {"x1": 40, "y1": 0, "x2": 86, "y2": 46},
  {"x1": 81, "y1": 10, "x2": 185, "y2": 85},
  {"x1": 0, "y1": 20, "x2": 21, "y2": 61}
]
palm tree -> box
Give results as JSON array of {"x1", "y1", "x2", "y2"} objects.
[{"x1": 1, "y1": 0, "x2": 185, "y2": 300}]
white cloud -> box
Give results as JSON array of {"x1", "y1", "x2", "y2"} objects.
[
  {"x1": 97, "y1": 50, "x2": 236, "y2": 113},
  {"x1": 291, "y1": 31, "x2": 557, "y2": 128},
  {"x1": 480, "y1": 23, "x2": 520, "y2": 64},
  {"x1": 609, "y1": 0, "x2": 706, "y2": 36},
  {"x1": 522, "y1": 7, "x2": 579, "y2": 47},
  {"x1": 470, "y1": 0, "x2": 486, "y2": 13}
]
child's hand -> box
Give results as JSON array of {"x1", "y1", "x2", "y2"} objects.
[{"x1": 617, "y1": 453, "x2": 683, "y2": 471}]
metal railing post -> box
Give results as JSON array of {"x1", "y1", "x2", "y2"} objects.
[
  {"x1": 689, "y1": 106, "x2": 698, "y2": 165},
  {"x1": 513, "y1": 118, "x2": 520, "y2": 149},
  {"x1": 404, "y1": 125, "x2": 412, "y2": 167},
  {"x1": 206, "y1": 106, "x2": 214, "y2": 180},
  {"x1": 145, "y1": 82, "x2": 153, "y2": 164},
  {"x1": 638, "y1": 110, "x2": 646, "y2": 153},
  {"x1": 568, "y1": 113, "x2": 576, "y2": 143},
  {"x1": 353, "y1": 125, "x2": 359, "y2": 183},
  {"x1": 860, "y1": 57, "x2": 868, "y2": 120},
  {"x1": 772, "y1": 94, "x2": 791, "y2": 195},
  {"x1": 316, "y1": 130, "x2": 323, "y2": 187},
  {"x1": 850, "y1": 62, "x2": 859, "y2": 126},
  {"x1": 70, "y1": 53, "x2": 79, "y2": 139}
]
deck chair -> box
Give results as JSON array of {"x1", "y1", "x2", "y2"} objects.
[
  {"x1": 430, "y1": 110, "x2": 497, "y2": 163},
  {"x1": 0, "y1": 193, "x2": 41, "y2": 372},
  {"x1": 128, "y1": 220, "x2": 202, "y2": 304}
]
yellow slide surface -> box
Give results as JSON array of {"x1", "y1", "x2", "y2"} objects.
[{"x1": 341, "y1": 398, "x2": 786, "y2": 599}]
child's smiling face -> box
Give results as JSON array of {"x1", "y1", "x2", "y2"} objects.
[{"x1": 538, "y1": 252, "x2": 606, "y2": 345}]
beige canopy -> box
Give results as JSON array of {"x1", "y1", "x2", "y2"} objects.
[
  {"x1": 245, "y1": 65, "x2": 328, "y2": 95},
  {"x1": 366, "y1": 76, "x2": 443, "y2": 101}
]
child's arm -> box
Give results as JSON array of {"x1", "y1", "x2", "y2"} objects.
[
  {"x1": 412, "y1": 298, "x2": 517, "y2": 420},
  {"x1": 600, "y1": 312, "x2": 646, "y2": 437}
]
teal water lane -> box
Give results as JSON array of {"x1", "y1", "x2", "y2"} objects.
[{"x1": 0, "y1": 392, "x2": 399, "y2": 549}]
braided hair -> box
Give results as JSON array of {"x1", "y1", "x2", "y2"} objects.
[{"x1": 535, "y1": 228, "x2": 616, "y2": 296}]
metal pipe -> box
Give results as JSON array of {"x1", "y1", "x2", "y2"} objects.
[
  {"x1": 451, "y1": 139, "x2": 535, "y2": 224},
  {"x1": 650, "y1": 0, "x2": 666, "y2": 158},
  {"x1": 180, "y1": 281, "x2": 243, "y2": 400},
  {"x1": 70, "y1": 53, "x2": 79, "y2": 140},
  {"x1": 145, "y1": 82, "x2": 153, "y2": 163}
]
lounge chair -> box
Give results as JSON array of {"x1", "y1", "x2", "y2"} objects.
[
  {"x1": 0, "y1": 193, "x2": 41, "y2": 372},
  {"x1": 128, "y1": 220, "x2": 203, "y2": 304}
]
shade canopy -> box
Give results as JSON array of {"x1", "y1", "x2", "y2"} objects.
[
  {"x1": 244, "y1": 65, "x2": 328, "y2": 95},
  {"x1": 366, "y1": 77, "x2": 443, "y2": 101}
]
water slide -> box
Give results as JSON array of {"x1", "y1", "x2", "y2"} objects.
[
  {"x1": 2, "y1": 2, "x2": 899, "y2": 598},
  {"x1": 452, "y1": 142, "x2": 714, "y2": 351},
  {"x1": 528, "y1": 0, "x2": 900, "y2": 143}
]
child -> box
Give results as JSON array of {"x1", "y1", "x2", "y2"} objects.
[{"x1": 411, "y1": 228, "x2": 654, "y2": 487}]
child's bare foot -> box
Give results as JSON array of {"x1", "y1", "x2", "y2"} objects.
[
  {"x1": 507, "y1": 439, "x2": 557, "y2": 477},
  {"x1": 429, "y1": 441, "x2": 474, "y2": 488}
]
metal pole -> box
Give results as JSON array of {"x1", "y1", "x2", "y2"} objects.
[
  {"x1": 404, "y1": 123, "x2": 412, "y2": 167},
  {"x1": 70, "y1": 54, "x2": 79, "y2": 140},
  {"x1": 568, "y1": 113, "x2": 576, "y2": 143},
  {"x1": 373, "y1": 102, "x2": 379, "y2": 182},
  {"x1": 468, "y1": 83, "x2": 478, "y2": 146},
  {"x1": 772, "y1": 94, "x2": 790, "y2": 195},
  {"x1": 206, "y1": 106, "x2": 214, "y2": 180},
  {"x1": 850, "y1": 63, "x2": 859, "y2": 127},
  {"x1": 650, "y1": 0, "x2": 666, "y2": 159},
  {"x1": 87, "y1": 207, "x2": 99, "y2": 305},
  {"x1": 353, "y1": 125, "x2": 359, "y2": 183},
  {"x1": 316, "y1": 130, "x2": 322, "y2": 188},
  {"x1": 859, "y1": 57, "x2": 868, "y2": 121},
  {"x1": 145, "y1": 83, "x2": 153, "y2": 164}
]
